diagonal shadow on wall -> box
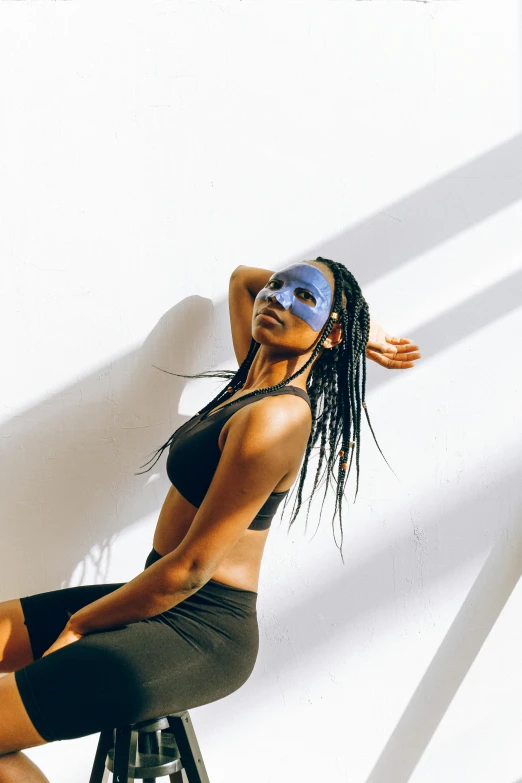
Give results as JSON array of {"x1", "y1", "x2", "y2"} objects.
[
  {"x1": 364, "y1": 502, "x2": 522, "y2": 780},
  {"x1": 1, "y1": 133, "x2": 522, "y2": 783},
  {"x1": 282, "y1": 132, "x2": 522, "y2": 288},
  {"x1": 2, "y1": 263, "x2": 521, "y2": 598},
  {"x1": 251, "y1": 453, "x2": 522, "y2": 783},
  {"x1": 1, "y1": 133, "x2": 521, "y2": 602}
]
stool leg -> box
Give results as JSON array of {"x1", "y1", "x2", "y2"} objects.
[
  {"x1": 169, "y1": 772, "x2": 184, "y2": 783},
  {"x1": 168, "y1": 712, "x2": 211, "y2": 783},
  {"x1": 89, "y1": 728, "x2": 114, "y2": 783},
  {"x1": 113, "y1": 725, "x2": 138, "y2": 783}
]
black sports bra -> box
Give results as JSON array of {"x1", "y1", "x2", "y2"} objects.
[{"x1": 166, "y1": 385, "x2": 311, "y2": 530}]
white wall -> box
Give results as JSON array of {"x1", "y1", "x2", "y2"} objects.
[{"x1": 1, "y1": 2, "x2": 522, "y2": 782}]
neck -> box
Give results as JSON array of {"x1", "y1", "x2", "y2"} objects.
[{"x1": 241, "y1": 345, "x2": 313, "y2": 392}]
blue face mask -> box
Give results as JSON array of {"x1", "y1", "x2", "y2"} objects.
[{"x1": 255, "y1": 262, "x2": 333, "y2": 332}]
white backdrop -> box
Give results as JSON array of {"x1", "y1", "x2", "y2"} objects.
[{"x1": 1, "y1": 2, "x2": 522, "y2": 782}]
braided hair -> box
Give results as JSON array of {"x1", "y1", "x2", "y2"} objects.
[{"x1": 136, "y1": 257, "x2": 394, "y2": 562}]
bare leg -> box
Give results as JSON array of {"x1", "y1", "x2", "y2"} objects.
[{"x1": 0, "y1": 752, "x2": 51, "y2": 783}]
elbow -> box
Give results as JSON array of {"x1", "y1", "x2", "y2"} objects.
[
  {"x1": 181, "y1": 558, "x2": 219, "y2": 592},
  {"x1": 171, "y1": 565, "x2": 204, "y2": 593},
  {"x1": 230, "y1": 265, "x2": 247, "y2": 280},
  {"x1": 185, "y1": 572, "x2": 205, "y2": 591},
  {"x1": 158, "y1": 558, "x2": 206, "y2": 596},
  {"x1": 181, "y1": 557, "x2": 214, "y2": 591},
  {"x1": 165, "y1": 549, "x2": 220, "y2": 593}
]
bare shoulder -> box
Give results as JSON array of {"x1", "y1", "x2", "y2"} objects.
[{"x1": 221, "y1": 392, "x2": 312, "y2": 457}]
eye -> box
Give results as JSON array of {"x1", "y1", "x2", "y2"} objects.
[
  {"x1": 296, "y1": 288, "x2": 316, "y2": 305},
  {"x1": 265, "y1": 279, "x2": 316, "y2": 305}
]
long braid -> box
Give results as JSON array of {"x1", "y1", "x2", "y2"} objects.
[{"x1": 136, "y1": 257, "x2": 395, "y2": 562}]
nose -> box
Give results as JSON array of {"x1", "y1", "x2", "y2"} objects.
[{"x1": 267, "y1": 291, "x2": 291, "y2": 310}]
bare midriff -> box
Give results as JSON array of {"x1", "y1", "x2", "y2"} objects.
[
  {"x1": 152, "y1": 484, "x2": 273, "y2": 593},
  {"x1": 152, "y1": 388, "x2": 311, "y2": 593}
]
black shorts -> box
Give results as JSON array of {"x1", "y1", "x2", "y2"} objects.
[{"x1": 14, "y1": 548, "x2": 259, "y2": 742}]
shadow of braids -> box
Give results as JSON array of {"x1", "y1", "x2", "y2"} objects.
[{"x1": 136, "y1": 257, "x2": 394, "y2": 562}]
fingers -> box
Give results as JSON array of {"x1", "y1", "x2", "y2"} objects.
[
  {"x1": 396, "y1": 349, "x2": 421, "y2": 360},
  {"x1": 395, "y1": 344, "x2": 420, "y2": 354},
  {"x1": 386, "y1": 336, "x2": 419, "y2": 348},
  {"x1": 367, "y1": 346, "x2": 421, "y2": 360},
  {"x1": 366, "y1": 349, "x2": 421, "y2": 369},
  {"x1": 384, "y1": 340, "x2": 422, "y2": 359},
  {"x1": 368, "y1": 338, "x2": 420, "y2": 355}
]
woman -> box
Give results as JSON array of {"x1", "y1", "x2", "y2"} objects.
[{"x1": 0, "y1": 257, "x2": 420, "y2": 780}]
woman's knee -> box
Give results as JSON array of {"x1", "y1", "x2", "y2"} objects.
[{"x1": 17, "y1": 633, "x2": 154, "y2": 741}]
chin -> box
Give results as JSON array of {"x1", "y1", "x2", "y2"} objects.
[{"x1": 252, "y1": 327, "x2": 278, "y2": 343}]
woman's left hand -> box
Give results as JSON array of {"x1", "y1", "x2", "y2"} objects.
[
  {"x1": 42, "y1": 627, "x2": 84, "y2": 657},
  {"x1": 367, "y1": 319, "x2": 422, "y2": 370}
]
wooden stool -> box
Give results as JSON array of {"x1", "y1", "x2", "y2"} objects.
[{"x1": 88, "y1": 710, "x2": 211, "y2": 783}]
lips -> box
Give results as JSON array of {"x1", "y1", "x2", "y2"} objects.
[{"x1": 258, "y1": 308, "x2": 283, "y2": 324}]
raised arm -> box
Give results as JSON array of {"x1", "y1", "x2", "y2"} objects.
[
  {"x1": 228, "y1": 264, "x2": 274, "y2": 366},
  {"x1": 228, "y1": 264, "x2": 421, "y2": 370}
]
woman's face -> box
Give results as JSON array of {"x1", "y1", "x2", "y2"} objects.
[{"x1": 253, "y1": 260, "x2": 341, "y2": 357}]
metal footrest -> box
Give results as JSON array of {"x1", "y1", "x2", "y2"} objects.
[
  {"x1": 106, "y1": 722, "x2": 183, "y2": 779},
  {"x1": 89, "y1": 710, "x2": 210, "y2": 783}
]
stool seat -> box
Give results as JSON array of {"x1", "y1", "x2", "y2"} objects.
[{"x1": 89, "y1": 710, "x2": 211, "y2": 783}]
